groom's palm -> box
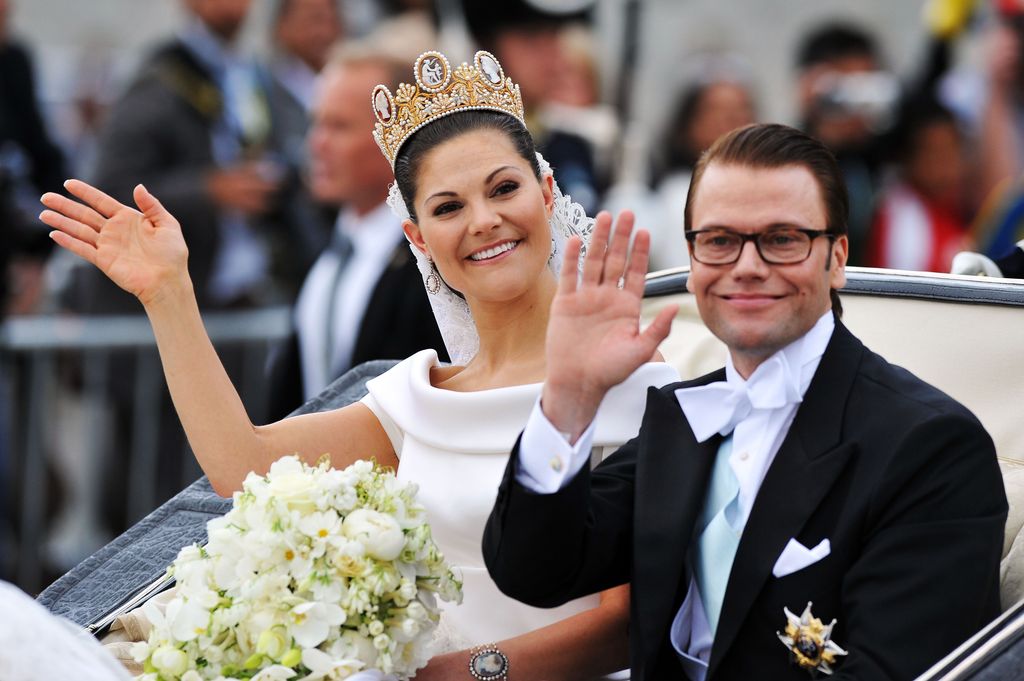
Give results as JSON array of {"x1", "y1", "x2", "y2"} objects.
[{"x1": 549, "y1": 281, "x2": 654, "y2": 391}]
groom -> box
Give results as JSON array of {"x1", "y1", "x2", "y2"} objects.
[{"x1": 482, "y1": 124, "x2": 1007, "y2": 680}]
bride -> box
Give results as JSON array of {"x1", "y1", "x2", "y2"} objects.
[{"x1": 39, "y1": 50, "x2": 679, "y2": 679}]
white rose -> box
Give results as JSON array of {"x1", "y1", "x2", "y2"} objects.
[
  {"x1": 151, "y1": 645, "x2": 189, "y2": 677},
  {"x1": 341, "y1": 510, "x2": 404, "y2": 561},
  {"x1": 266, "y1": 457, "x2": 317, "y2": 511}
]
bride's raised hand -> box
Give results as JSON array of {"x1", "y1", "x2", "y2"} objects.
[
  {"x1": 542, "y1": 211, "x2": 678, "y2": 439},
  {"x1": 40, "y1": 180, "x2": 190, "y2": 306}
]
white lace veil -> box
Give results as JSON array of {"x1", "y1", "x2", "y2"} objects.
[{"x1": 387, "y1": 152, "x2": 595, "y2": 365}]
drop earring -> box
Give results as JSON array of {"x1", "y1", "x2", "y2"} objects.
[{"x1": 425, "y1": 258, "x2": 441, "y2": 295}]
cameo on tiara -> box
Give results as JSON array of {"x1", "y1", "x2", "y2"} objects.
[
  {"x1": 372, "y1": 85, "x2": 395, "y2": 125},
  {"x1": 415, "y1": 51, "x2": 451, "y2": 92},
  {"x1": 476, "y1": 51, "x2": 504, "y2": 87}
]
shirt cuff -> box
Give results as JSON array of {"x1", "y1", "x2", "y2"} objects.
[{"x1": 515, "y1": 398, "x2": 596, "y2": 494}]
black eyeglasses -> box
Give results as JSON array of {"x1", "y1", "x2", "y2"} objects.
[{"x1": 685, "y1": 228, "x2": 836, "y2": 265}]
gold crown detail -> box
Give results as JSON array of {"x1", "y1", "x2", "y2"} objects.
[{"x1": 372, "y1": 50, "x2": 525, "y2": 168}]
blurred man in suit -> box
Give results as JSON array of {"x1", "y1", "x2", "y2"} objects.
[
  {"x1": 83, "y1": 0, "x2": 291, "y2": 312},
  {"x1": 264, "y1": 0, "x2": 346, "y2": 286}
]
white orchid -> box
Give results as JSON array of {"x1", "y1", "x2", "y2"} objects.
[
  {"x1": 167, "y1": 598, "x2": 212, "y2": 642},
  {"x1": 290, "y1": 601, "x2": 347, "y2": 648},
  {"x1": 298, "y1": 648, "x2": 364, "y2": 681}
]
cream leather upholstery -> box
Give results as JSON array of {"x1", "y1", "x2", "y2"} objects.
[{"x1": 641, "y1": 267, "x2": 1024, "y2": 609}]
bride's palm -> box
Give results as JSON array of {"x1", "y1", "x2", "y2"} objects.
[{"x1": 41, "y1": 181, "x2": 189, "y2": 304}]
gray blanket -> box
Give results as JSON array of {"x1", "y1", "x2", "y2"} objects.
[{"x1": 36, "y1": 360, "x2": 397, "y2": 627}]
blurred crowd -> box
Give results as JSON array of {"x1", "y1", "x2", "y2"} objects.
[
  {"x1": 7, "y1": 0, "x2": 1024, "y2": 321},
  {"x1": 4, "y1": 0, "x2": 1024, "y2": 585}
]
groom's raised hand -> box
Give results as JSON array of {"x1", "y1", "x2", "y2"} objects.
[{"x1": 542, "y1": 211, "x2": 678, "y2": 441}]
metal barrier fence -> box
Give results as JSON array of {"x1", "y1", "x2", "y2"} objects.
[{"x1": 0, "y1": 308, "x2": 291, "y2": 594}]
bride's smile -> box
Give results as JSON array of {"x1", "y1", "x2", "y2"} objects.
[{"x1": 467, "y1": 239, "x2": 521, "y2": 262}]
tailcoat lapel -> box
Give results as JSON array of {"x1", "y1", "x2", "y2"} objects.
[
  {"x1": 633, "y1": 371, "x2": 724, "y2": 672},
  {"x1": 707, "y1": 323, "x2": 864, "y2": 677}
]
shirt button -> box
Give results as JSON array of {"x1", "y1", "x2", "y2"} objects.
[
  {"x1": 739, "y1": 451, "x2": 749, "y2": 461},
  {"x1": 550, "y1": 456, "x2": 564, "y2": 472}
]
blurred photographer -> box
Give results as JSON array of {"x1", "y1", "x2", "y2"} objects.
[
  {"x1": 796, "y1": 16, "x2": 963, "y2": 266},
  {"x1": 795, "y1": 24, "x2": 898, "y2": 266},
  {"x1": 869, "y1": 96, "x2": 973, "y2": 272}
]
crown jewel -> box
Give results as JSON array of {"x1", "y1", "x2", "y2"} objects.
[{"x1": 372, "y1": 50, "x2": 525, "y2": 168}]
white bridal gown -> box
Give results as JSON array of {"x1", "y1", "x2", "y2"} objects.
[
  {"x1": 361, "y1": 350, "x2": 679, "y2": 652},
  {"x1": 0, "y1": 579, "x2": 396, "y2": 680},
  {"x1": 0, "y1": 580, "x2": 133, "y2": 680}
]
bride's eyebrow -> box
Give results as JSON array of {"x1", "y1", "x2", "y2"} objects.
[
  {"x1": 425, "y1": 190, "x2": 457, "y2": 203},
  {"x1": 424, "y1": 166, "x2": 520, "y2": 203},
  {"x1": 485, "y1": 165, "x2": 516, "y2": 183}
]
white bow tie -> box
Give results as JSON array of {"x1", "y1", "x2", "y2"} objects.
[{"x1": 675, "y1": 353, "x2": 803, "y2": 442}]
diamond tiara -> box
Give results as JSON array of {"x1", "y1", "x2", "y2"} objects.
[{"x1": 371, "y1": 50, "x2": 526, "y2": 168}]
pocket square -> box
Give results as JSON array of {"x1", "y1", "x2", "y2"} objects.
[{"x1": 772, "y1": 538, "x2": 831, "y2": 578}]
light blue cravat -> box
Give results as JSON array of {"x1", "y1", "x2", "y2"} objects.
[{"x1": 694, "y1": 435, "x2": 741, "y2": 635}]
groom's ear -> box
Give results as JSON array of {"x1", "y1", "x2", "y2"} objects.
[{"x1": 403, "y1": 219, "x2": 429, "y2": 257}]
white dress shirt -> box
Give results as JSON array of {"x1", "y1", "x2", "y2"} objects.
[
  {"x1": 294, "y1": 203, "x2": 405, "y2": 398},
  {"x1": 516, "y1": 311, "x2": 836, "y2": 680}
]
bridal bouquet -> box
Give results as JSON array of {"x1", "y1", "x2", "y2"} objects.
[{"x1": 132, "y1": 456, "x2": 462, "y2": 681}]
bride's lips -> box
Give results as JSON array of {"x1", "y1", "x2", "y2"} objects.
[{"x1": 466, "y1": 239, "x2": 520, "y2": 263}]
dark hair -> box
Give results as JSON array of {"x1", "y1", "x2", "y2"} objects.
[
  {"x1": 393, "y1": 110, "x2": 541, "y2": 222},
  {"x1": 274, "y1": 0, "x2": 341, "y2": 26},
  {"x1": 796, "y1": 23, "x2": 878, "y2": 69},
  {"x1": 661, "y1": 83, "x2": 714, "y2": 174},
  {"x1": 684, "y1": 123, "x2": 848, "y2": 316},
  {"x1": 889, "y1": 95, "x2": 959, "y2": 163},
  {"x1": 462, "y1": 1, "x2": 588, "y2": 47}
]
